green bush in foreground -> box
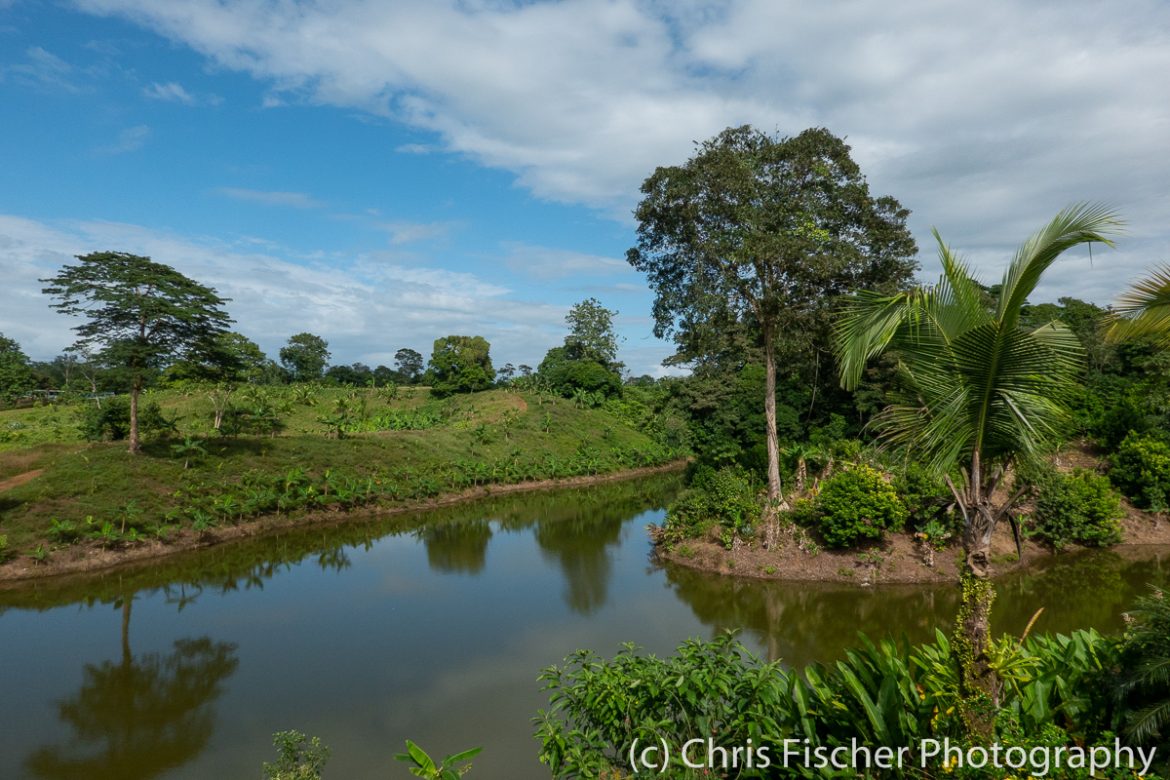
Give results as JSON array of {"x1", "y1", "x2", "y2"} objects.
[
  {"x1": 1026, "y1": 465, "x2": 1124, "y2": 549},
  {"x1": 536, "y1": 630, "x2": 1162, "y2": 779},
  {"x1": 77, "y1": 396, "x2": 174, "y2": 442},
  {"x1": 812, "y1": 464, "x2": 907, "y2": 548}
]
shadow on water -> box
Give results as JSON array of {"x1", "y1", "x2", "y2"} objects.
[{"x1": 660, "y1": 545, "x2": 1170, "y2": 667}]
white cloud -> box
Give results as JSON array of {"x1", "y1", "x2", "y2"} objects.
[
  {"x1": 215, "y1": 187, "x2": 324, "y2": 209},
  {"x1": 504, "y1": 242, "x2": 632, "y2": 280},
  {"x1": 377, "y1": 220, "x2": 460, "y2": 246},
  {"x1": 0, "y1": 214, "x2": 607, "y2": 372},
  {"x1": 96, "y1": 124, "x2": 151, "y2": 155},
  {"x1": 65, "y1": 0, "x2": 1170, "y2": 297},
  {"x1": 142, "y1": 80, "x2": 196, "y2": 104},
  {"x1": 1, "y1": 46, "x2": 80, "y2": 92}
]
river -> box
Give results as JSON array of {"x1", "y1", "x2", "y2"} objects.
[{"x1": 1, "y1": 473, "x2": 1167, "y2": 779}]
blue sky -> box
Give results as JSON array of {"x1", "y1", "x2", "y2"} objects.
[{"x1": 3, "y1": 0, "x2": 1170, "y2": 376}]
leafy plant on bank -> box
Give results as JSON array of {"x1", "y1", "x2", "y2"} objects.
[
  {"x1": 263, "y1": 730, "x2": 331, "y2": 780},
  {"x1": 1020, "y1": 463, "x2": 1124, "y2": 549},
  {"x1": 660, "y1": 465, "x2": 761, "y2": 549},
  {"x1": 807, "y1": 464, "x2": 908, "y2": 549},
  {"x1": 395, "y1": 740, "x2": 482, "y2": 779},
  {"x1": 1109, "y1": 432, "x2": 1170, "y2": 512}
]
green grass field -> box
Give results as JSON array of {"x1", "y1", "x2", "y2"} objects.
[{"x1": 0, "y1": 385, "x2": 684, "y2": 564}]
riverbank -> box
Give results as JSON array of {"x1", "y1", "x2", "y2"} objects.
[
  {"x1": 0, "y1": 460, "x2": 686, "y2": 583},
  {"x1": 0, "y1": 387, "x2": 687, "y2": 580},
  {"x1": 655, "y1": 501, "x2": 1170, "y2": 584}
]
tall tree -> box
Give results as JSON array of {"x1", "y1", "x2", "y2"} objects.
[
  {"x1": 279, "y1": 333, "x2": 330, "y2": 382},
  {"x1": 628, "y1": 126, "x2": 917, "y2": 519},
  {"x1": 835, "y1": 204, "x2": 1121, "y2": 737},
  {"x1": 564, "y1": 297, "x2": 621, "y2": 370},
  {"x1": 0, "y1": 332, "x2": 35, "y2": 403},
  {"x1": 41, "y1": 252, "x2": 232, "y2": 453},
  {"x1": 394, "y1": 347, "x2": 425, "y2": 384},
  {"x1": 428, "y1": 335, "x2": 494, "y2": 397}
]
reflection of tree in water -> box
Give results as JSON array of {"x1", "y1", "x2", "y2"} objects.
[
  {"x1": 663, "y1": 564, "x2": 956, "y2": 666},
  {"x1": 662, "y1": 548, "x2": 1170, "y2": 667},
  {"x1": 422, "y1": 519, "x2": 493, "y2": 574},
  {"x1": 534, "y1": 507, "x2": 625, "y2": 615},
  {"x1": 25, "y1": 595, "x2": 238, "y2": 780}
]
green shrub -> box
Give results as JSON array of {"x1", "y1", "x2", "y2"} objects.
[
  {"x1": 892, "y1": 462, "x2": 955, "y2": 532},
  {"x1": 77, "y1": 396, "x2": 174, "y2": 441},
  {"x1": 1026, "y1": 466, "x2": 1124, "y2": 549},
  {"x1": 812, "y1": 464, "x2": 907, "y2": 548},
  {"x1": 262, "y1": 730, "x2": 330, "y2": 780},
  {"x1": 1110, "y1": 433, "x2": 1170, "y2": 512},
  {"x1": 661, "y1": 465, "x2": 761, "y2": 548},
  {"x1": 1117, "y1": 589, "x2": 1170, "y2": 758},
  {"x1": 536, "y1": 628, "x2": 1140, "y2": 780}
]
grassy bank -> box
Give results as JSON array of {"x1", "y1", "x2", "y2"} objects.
[{"x1": 0, "y1": 386, "x2": 685, "y2": 574}]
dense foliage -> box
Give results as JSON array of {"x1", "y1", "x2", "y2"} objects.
[
  {"x1": 807, "y1": 464, "x2": 908, "y2": 548},
  {"x1": 536, "y1": 629, "x2": 1159, "y2": 779},
  {"x1": 1024, "y1": 465, "x2": 1124, "y2": 549},
  {"x1": 660, "y1": 465, "x2": 760, "y2": 549},
  {"x1": 1109, "y1": 432, "x2": 1170, "y2": 512},
  {"x1": 428, "y1": 335, "x2": 495, "y2": 397}
]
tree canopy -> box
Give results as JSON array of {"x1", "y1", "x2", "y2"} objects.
[
  {"x1": 41, "y1": 251, "x2": 233, "y2": 452},
  {"x1": 0, "y1": 332, "x2": 35, "y2": 403},
  {"x1": 628, "y1": 125, "x2": 917, "y2": 509},
  {"x1": 279, "y1": 333, "x2": 330, "y2": 382},
  {"x1": 428, "y1": 335, "x2": 494, "y2": 397}
]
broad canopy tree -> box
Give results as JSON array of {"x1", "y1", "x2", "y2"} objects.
[
  {"x1": 628, "y1": 125, "x2": 917, "y2": 523},
  {"x1": 834, "y1": 204, "x2": 1122, "y2": 736},
  {"x1": 41, "y1": 252, "x2": 233, "y2": 453},
  {"x1": 279, "y1": 333, "x2": 330, "y2": 382},
  {"x1": 428, "y1": 335, "x2": 494, "y2": 397}
]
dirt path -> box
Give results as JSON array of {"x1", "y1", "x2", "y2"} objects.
[{"x1": 0, "y1": 469, "x2": 43, "y2": 493}]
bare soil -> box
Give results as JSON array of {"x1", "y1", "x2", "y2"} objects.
[
  {"x1": 0, "y1": 460, "x2": 686, "y2": 583},
  {"x1": 0, "y1": 469, "x2": 43, "y2": 493}
]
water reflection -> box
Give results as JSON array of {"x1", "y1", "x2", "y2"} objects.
[
  {"x1": 660, "y1": 545, "x2": 1170, "y2": 667},
  {"x1": 422, "y1": 519, "x2": 493, "y2": 574},
  {"x1": 24, "y1": 595, "x2": 238, "y2": 779}
]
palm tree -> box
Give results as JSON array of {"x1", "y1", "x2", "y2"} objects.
[
  {"x1": 1106, "y1": 265, "x2": 1170, "y2": 345},
  {"x1": 834, "y1": 203, "x2": 1121, "y2": 738}
]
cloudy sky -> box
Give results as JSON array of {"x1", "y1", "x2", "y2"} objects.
[{"x1": 2, "y1": 0, "x2": 1169, "y2": 376}]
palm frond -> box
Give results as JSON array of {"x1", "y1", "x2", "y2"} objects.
[
  {"x1": 1107, "y1": 264, "x2": 1170, "y2": 345},
  {"x1": 997, "y1": 203, "x2": 1122, "y2": 331}
]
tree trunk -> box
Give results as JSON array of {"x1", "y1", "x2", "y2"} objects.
[
  {"x1": 128, "y1": 380, "x2": 140, "y2": 454},
  {"x1": 953, "y1": 465, "x2": 1001, "y2": 742},
  {"x1": 762, "y1": 327, "x2": 787, "y2": 548},
  {"x1": 762, "y1": 327, "x2": 782, "y2": 503},
  {"x1": 955, "y1": 562, "x2": 999, "y2": 741}
]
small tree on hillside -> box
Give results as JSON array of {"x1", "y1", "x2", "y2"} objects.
[
  {"x1": 41, "y1": 252, "x2": 233, "y2": 453},
  {"x1": 0, "y1": 332, "x2": 35, "y2": 403},
  {"x1": 279, "y1": 333, "x2": 330, "y2": 382},
  {"x1": 564, "y1": 297, "x2": 622, "y2": 370},
  {"x1": 428, "y1": 336, "x2": 494, "y2": 397}
]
